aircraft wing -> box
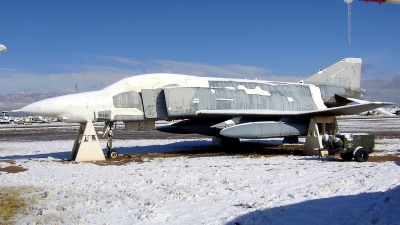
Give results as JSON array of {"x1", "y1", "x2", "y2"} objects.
[{"x1": 196, "y1": 101, "x2": 393, "y2": 118}]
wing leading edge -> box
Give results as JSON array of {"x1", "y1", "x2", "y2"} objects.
[{"x1": 196, "y1": 101, "x2": 393, "y2": 118}]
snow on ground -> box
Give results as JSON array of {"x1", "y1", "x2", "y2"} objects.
[
  {"x1": 1, "y1": 118, "x2": 400, "y2": 224},
  {"x1": 337, "y1": 116, "x2": 400, "y2": 133},
  {"x1": 373, "y1": 138, "x2": 400, "y2": 156}
]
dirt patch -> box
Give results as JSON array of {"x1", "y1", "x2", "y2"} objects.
[
  {"x1": 369, "y1": 154, "x2": 400, "y2": 162},
  {"x1": 0, "y1": 166, "x2": 28, "y2": 174},
  {"x1": 0, "y1": 160, "x2": 16, "y2": 165},
  {"x1": 0, "y1": 160, "x2": 28, "y2": 174}
]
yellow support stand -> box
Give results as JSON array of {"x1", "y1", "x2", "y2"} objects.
[
  {"x1": 304, "y1": 116, "x2": 338, "y2": 156},
  {"x1": 70, "y1": 121, "x2": 106, "y2": 162}
]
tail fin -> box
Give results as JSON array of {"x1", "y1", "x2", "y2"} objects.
[{"x1": 302, "y1": 58, "x2": 362, "y2": 90}]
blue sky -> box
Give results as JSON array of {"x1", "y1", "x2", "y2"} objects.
[{"x1": 1, "y1": 0, "x2": 399, "y2": 110}]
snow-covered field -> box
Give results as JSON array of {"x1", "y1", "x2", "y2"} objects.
[{"x1": 1, "y1": 116, "x2": 400, "y2": 224}]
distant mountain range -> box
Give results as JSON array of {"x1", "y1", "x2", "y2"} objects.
[{"x1": 0, "y1": 90, "x2": 75, "y2": 115}]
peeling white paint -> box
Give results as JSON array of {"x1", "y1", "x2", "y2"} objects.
[
  {"x1": 216, "y1": 98, "x2": 235, "y2": 101},
  {"x1": 237, "y1": 85, "x2": 271, "y2": 96},
  {"x1": 310, "y1": 85, "x2": 327, "y2": 109},
  {"x1": 225, "y1": 87, "x2": 236, "y2": 90}
]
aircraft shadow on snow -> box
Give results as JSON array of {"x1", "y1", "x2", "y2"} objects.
[
  {"x1": 0, "y1": 140, "x2": 221, "y2": 160},
  {"x1": 225, "y1": 185, "x2": 400, "y2": 225},
  {"x1": 114, "y1": 139, "x2": 304, "y2": 155},
  {"x1": 2, "y1": 140, "x2": 397, "y2": 166},
  {"x1": 0, "y1": 139, "x2": 307, "y2": 160},
  {"x1": 111, "y1": 140, "x2": 215, "y2": 155},
  {"x1": 0, "y1": 151, "x2": 72, "y2": 160}
]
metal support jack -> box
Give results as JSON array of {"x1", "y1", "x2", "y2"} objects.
[
  {"x1": 70, "y1": 121, "x2": 105, "y2": 162},
  {"x1": 304, "y1": 116, "x2": 339, "y2": 156},
  {"x1": 103, "y1": 121, "x2": 118, "y2": 159}
]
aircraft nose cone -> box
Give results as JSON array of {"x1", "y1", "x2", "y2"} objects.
[
  {"x1": 16, "y1": 92, "x2": 100, "y2": 123},
  {"x1": 19, "y1": 98, "x2": 62, "y2": 117}
]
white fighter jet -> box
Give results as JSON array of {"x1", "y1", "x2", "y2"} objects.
[{"x1": 14, "y1": 58, "x2": 392, "y2": 161}]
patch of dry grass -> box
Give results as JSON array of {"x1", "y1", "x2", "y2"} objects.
[{"x1": 0, "y1": 186, "x2": 40, "y2": 224}]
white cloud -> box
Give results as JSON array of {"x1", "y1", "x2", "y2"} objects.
[
  {"x1": 90, "y1": 55, "x2": 144, "y2": 66},
  {"x1": 361, "y1": 73, "x2": 400, "y2": 106},
  {"x1": 151, "y1": 60, "x2": 273, "y2": 79}
]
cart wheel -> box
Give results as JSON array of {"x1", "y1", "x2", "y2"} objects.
[
  {"x1": 354, "y1": 148, "x2": 369, "y2": 162},
  {"x1": 340, "y1": 152, "x2": 353, "y2": 161}
]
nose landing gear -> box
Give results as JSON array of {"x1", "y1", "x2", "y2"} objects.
[{"x1": 103, "y1": 121, "x2": 119, "y2": 159}]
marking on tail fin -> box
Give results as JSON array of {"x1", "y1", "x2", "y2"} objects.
[{"x1": 330, "y1": 67, "x2": 347, "y2": 79}]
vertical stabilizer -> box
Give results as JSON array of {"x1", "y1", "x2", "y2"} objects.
[{"x1": 302, "y1": 58, "x2": 362, "y2": 90}]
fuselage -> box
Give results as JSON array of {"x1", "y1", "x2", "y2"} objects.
[{"x1": 19, "y1": 73, "x2": 328, "y2": 123}]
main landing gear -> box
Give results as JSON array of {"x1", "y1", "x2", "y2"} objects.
[{"x1": 103, "y1": 121, "x2": 119, "y2": 159}]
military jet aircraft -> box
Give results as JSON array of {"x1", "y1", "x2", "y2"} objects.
[{"x1": 14, "y1": 58, "x2": 392, "y2": 161}]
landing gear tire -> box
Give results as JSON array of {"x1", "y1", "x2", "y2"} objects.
[
  {"x1": 107, "y1": 150, "x2": 118, "y2": 159},
  {"x1": 340, "y1": 152, "x2": 353, "y2": 161},
  {"x1": 354, "y1": 148, "x2": 369, "y2": 162}
]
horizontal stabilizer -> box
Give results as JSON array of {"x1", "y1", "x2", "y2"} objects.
[
  {"x1": 197, "y1": 101, "x2": 393, "y2": 118},
  {"x1": 346, "y1": 98, "x2": 396, "y2": 117}
]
